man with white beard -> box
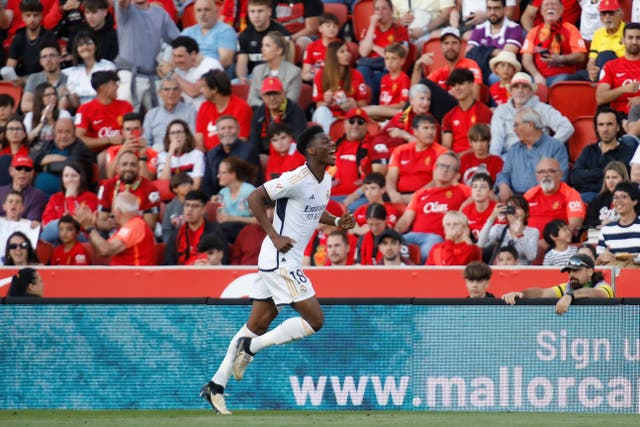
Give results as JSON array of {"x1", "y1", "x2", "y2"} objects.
[
  {"x1": 524, "y1": 157, "x2": 586, "y2": 242},
  {"x1": 495, "y1": 108, "x2": 569, "y2": 201}
]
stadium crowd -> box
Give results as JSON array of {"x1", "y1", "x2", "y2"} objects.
[{"x1": 1, "y1": 0, "x2": 640, "y2": 268}]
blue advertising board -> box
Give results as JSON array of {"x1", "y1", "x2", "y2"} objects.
[{"x1": 1, "y1": 304, "x2": 638, "y2": 412}]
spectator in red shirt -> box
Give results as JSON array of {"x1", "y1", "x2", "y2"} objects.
[
  {"x1": 1, "y1": 117, "x2": 30, "y2": 157},
  {"x1": 395, "y1": 151, "x2": 471, "y2": 262},
  {"x1": 442, "y1": 68, "x2": 493, "y2": 153},
  {"x1": 488, "y1": 50, "x2": 520, "y2": 107},
  {"x1": 350, "y1": 173, "x2": 400, "y2": 236},
  {"x1": 413, "y1": 27, "x2": 482, "y2": 99},
  {"x1": 462, "y1": 171, "x2": 497, "y2": 241},
  {"x1": 357, "y1": 0, "x2": 409, "y2": 104},
  {"x1": 353, "y1": 202, "x2": 387, "y2": 265},
  {"x1": 312, "y1": 40, "x2": 368, "y2": 133},
  {"x1": 524, "y1": 157, "x2": 586, "y2": 238},
  {"x1": 75, "y1": 70, "x2": 134, "y2": 152},
  {"x1": 459, "y1": 123, "x2": 504, "y2": 186},
  {"x1": 96, "y1": 150, "x2": 160, "y2": 234},
  {"x1": 520, "y1": 0, "x2": 581, "y2": 32},
  {"x1": 75, "y1": 191, "x2": 157, "y2": 265},
  {"x1": 520, "y1": 0, "x2": 587, "y2": 87},
  {"x1": 50, "y1": 215, "x2": 91, "y2": 266},
  {"x1": 263, "y1": 123, "x2": 305, "y2": 181},
  {"x1": 41, "y1": 161, "x2": 99, "y2": 244},
  {"x1": 196, "y1": 69, "x2": 253, "y2": 151},
  {"x1": 386, "y1": 114, "x2": 448, "y2": 204},
  {"x1": 426, "y1": 210, "x2": 482, "y2": 265},
  {"x1": 301, "y1": 12, "x2": 340, "y2": 83},
  {"x1": 104, "y1": 112, "x2": 158, "y2": 180},
  {"x1": 596, "y1": 23, "x2": 640, "y2": 116},
  {"x1": 193, "y1": 233, "x2": 226, "y2": 266}
]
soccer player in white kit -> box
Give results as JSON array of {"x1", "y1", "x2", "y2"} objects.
[{"x1": 200, "y1": 126, "x2": 356, "y2": 414}]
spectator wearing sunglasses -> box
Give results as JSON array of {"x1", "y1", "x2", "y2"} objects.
[
  {"x1": 0, "y1": 156, "x2": 48, "y2": 225},
  {"x1": 2, "y1": 231, "x2": 41, "y2": 267},
  {"x1": 0, "y1": 191, "x2": 41, "y2": 263},
  {"x1": 501, "y1": 254, "x2": 613, "y2": 315}
]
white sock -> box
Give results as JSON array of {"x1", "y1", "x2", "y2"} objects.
[
  {"x1": 249, "y1": 317, "x2": 315, "y2": 354},
  {"x1": 212, "y1": 324, "x2": 257, "y2": 387}
]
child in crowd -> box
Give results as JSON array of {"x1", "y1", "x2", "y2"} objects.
[
  {"x1": 264, "y1": 123, "x2": 305, "y2": 181},
  {"x1": 161, "y1": 172, "x2": 194, "y2": 244},
  {"x1": 192, "y1": 233, "x2": 226, "y2": 266},
  {"x1": 494, "y1": 246, "x2": 519, "y2": 265},
  {"x1": 353, "y1": 203, "x2": 388, "y2": 265},
  {"x1": 459, "y1": 123, "x2": 504, "y2": 186},
  {"x1": 463, "y1": 261, "x2": 495, "y2": 298},
  {"x1": 50, "y1": 215, "x2": 91, "y2": 266},
  {"x1": 426, "y1": 211, "x2": 482, "y2": 265},
  {"x1": 462, "y1": 172, "x2": 496, "y2": 241},
  {"x1": 301, "y1": 13, "x2": 340, "y2": 82},
  {"x1": 488, "y1": 50, "x2": 520, "y2": 107},
  {"x1": 0, "y1": 190, "x2": 40, "y2": 262},
  {"x1": 543, "y1": 219, "x2": 577, "y2": 266},
  {"x1": 351, "y1": 172, "x2": 400, "y2": 235},
  {"x1": 379, "y1": 43, "x2": 410, "y2": 109}
]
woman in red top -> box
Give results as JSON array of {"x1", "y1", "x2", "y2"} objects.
[
  {"x1": 1, "y1": 118, "x2": 30, "y2": 158},
  {"x1": 312, "y1": 40, "x2": 368, "y2": 133},
  {"x1": 354, "y1": 203, "x2": 388, "y2": 265},
  {"x1": 41, "y1": 161, "x2": 99, "y2": 244},
  {"x1": 357, "y1": 0, "x2": 409, "y2": 104}
]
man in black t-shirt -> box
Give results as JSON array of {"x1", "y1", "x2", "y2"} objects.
[
  {"x1": 236, "y1": 0, "x2": 290, "y2": 84},
  {"x1": 271, "y1": 0, "x2": 322, "y2": 49}
]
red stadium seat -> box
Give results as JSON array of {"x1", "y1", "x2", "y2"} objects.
[
  {"x1": 231, "y1": 83, "x2": 250, "y2": 101},
  {"x1": 181, "y1": 3, "x2": 197, "y2": 28},
  {"x1": 351, "y1": 0, "x2": 374, "y2": 41},
  {"x1": 346, "y1": 41, "x2": 360, "y2": 66},
  {"x1": 407, "y1": 244, "x2": 422, "y2": 265},
  {"x1": 535, "y1": 82, "x2": 548, "y2": 103},
  {"x1": 619, "y1": 0, "x2": 632, "y2": 21},
  {"x1": 82, "y1": 242, "x2": 111, "y2": 265},
  {"x1": 568, "y1": 116, "x2": 597, "y2": 163},
  {"x1": 323, "y1": 3, "x2": 349, "y2": 28},
  {"x1": 205, "y1": 201, "x2": 220, "y2": 223},
  {"x1": 0, "y1": 82, "x2": 23, "y2": 112},
  {"x1": 155, "y1": 242, "x2": 166, "y2": 265},
  {"x1": 548, "y1": 81, "x2": 598, "y2": 122},
  {"x1": 297, "y1": 84, "x2": 314, "y2": 112},
  {"x1": 36, "y1": 240, "x2": 53, "y2": 265}
]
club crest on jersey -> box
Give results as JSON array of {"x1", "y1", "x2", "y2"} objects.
[{"x1": 446, "y1": 190, "x2": 453, "y2": 199}]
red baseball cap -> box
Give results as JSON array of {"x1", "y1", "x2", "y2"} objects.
[
  {"x1": 599, "y1": 0, "x2": 621, "y2": 12},
  {"x1": 261, "y1": 77, "x2": 284, "y2": 94},
  {"x1": 345, "y1": 107, "x2": 372, "y2": 123},
  {"x1": 11, "y1": 155, "x2": 34, "y2": 168}
]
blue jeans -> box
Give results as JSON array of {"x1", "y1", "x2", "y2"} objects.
[
  {"x1": 403, "y1": 232, "x2": 444, "y2": 264},
  {"x1": 357, "y1": 64, "x2": 386, "y2": 105}
]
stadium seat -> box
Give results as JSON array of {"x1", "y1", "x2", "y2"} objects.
[
  {"x1": 155, "y1": 242, "x2": 166, "y2": 265},
  {"x1": 36, "y1": 240, "x2": 53, "y2": 265},
  {"x1": 82, "y1": 242, "x2": 111, "y2": 265},
  {"x1": 346, "y1": 41, "x2": 359, "y2": 66},
  {"x1": 181, "y1": 3, "x2": 196, "y2": 28},
  {"x1": 205, "y1": 201, "x2": 219, "y2": 223},
  {"x1": 329, "y1": 118, "x2": 381, "y2": 141},
  {"x1": 0, "y1": 81, "x2": 23, "y2": 112},
  {"x1": 231, "y1": 83, "x2": 250, "y2": 101},
  {"x1": 407, "y1": 244, "x2": 421, "y2": 265},
  {"x1": 534, "y1": 82, "x2": 548, "y2": 103},
  {"x1": 351, "y1": 0, "x2": 374, "y2": 41},
  {"x1": 548, "y1": 81, "x2": 598, "y2": 122},
  {"x1": 403, "y1": 43, "x2": 417, "y2": 73},
  {"x1": 323, "y1": 3, "x2": 349, "y2": 28},
  {"x1": 153, "y1": 179, "x2": 175, "y2": 202},
  {"x1": 421, "y1": 38, "x2": 467, "y2": 76},
  {"x1": 297, "y1": 84, "x2": 314, "y2": 113},
  {"x1": 568, "y1": 116, "x2": 597, "y2": 163}
]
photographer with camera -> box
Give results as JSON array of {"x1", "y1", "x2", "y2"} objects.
[{"x1": 477, "y1": 194, "x2": 539, "y2": 265}]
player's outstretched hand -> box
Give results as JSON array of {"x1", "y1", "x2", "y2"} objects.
[
  {"x1": 271, "y1": 234, "x2": 297, "y2": 253},
  {"x1": 338, "y1": 213, "x2": 356, "y2": 230}
]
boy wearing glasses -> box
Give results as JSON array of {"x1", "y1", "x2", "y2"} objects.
[{"x1": 502, "y1": 254, "x2": 613, "y2": 315}]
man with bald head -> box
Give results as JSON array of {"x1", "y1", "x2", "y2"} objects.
[
  {"x1": 524, "y1": 157, "x2": 586, "y2": 236},
  {"x1": 75, "y1": 191, "x2": 157, "y2": 265},
  {"x1": 30, "y1": 117, "x2": 94, "y2": 195}
]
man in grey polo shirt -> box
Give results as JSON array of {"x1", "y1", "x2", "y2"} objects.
[
  {"x1": 21, "y1": 41, "x2": 69, "y2": 114},
  {"x1": 143, "y1": 76, "x2": 196, "y2": 152}
]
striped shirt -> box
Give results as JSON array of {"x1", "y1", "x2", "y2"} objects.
[
  {"x1": 597, "y1": 216, "x2": 640, "y2": 255},
  {"x1": 543, "y1": 246, "x2": 578, "y2": 267}
]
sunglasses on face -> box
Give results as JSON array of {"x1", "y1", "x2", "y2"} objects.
[
  {"x1": 348, "y1": 117, "x2": 366, "y2": 125},
  {"x1": 8, "y1": 242, "x2": 28, "y2": 250},
  {"x1": 14, "y1": 166, "x2": 33, "y2": 172}
]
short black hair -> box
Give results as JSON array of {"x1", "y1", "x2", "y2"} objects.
[
  {"x1": 496, "y1": 245, "x2": 518, "y2": 262},
  {"x1": 446, "y1": 68, "x2": 475, "y2": 86},
  {"x1": 624, "y1": 22, "x2": 640, "y2": 36},
  {"x1": 268, "y1": 122, "x2": 293, "y2": 140},
  {"x1": 171, "y1": 35, "x2": 199, "y2": 54},
  {"x1": 8, "y1": 267, "x2": 39, "y2": 297},
  {"x1": 366, "y1": 202, "x2": 387, "y2": 220},
  {"x1": 0, "y1": 94, "x2": 15, "y2": 108},
  {"x1": 363, "y1": 172, "x2": 385, "y2": 188},
  {"x1": 59, "y1": 214, "x2": 81, "y2": 232},
  {"x1": 201, "y1": 69, "x2": 231, "y2": 95},
  {"x1": 543, "y1": 218, "x2": 567, "y2": 248},
  {"x1": 122, "y1": 112, "x2": 142, "y2": 124},
  {"x1": 613, "y1": 182, "x2": 640, "y2": 215},
  {"x1": 170, "y1": 172, "x2": 194, "y2": 191},
  {"x1": 197, "y1": 233, "x2": 226, "y2": 253},
  {"x1": 412, "y1": 113, "x2": 437, "y2": 129},
  {"x1": 471, "y1": 171, "x2": 493, "y2": 187},
  {"x1": 91, "y1": 70, "x2": 119, "y2": 91},
  {"x1": 82, "y1": 0, "x2": 109, "y2": 11},
  {"x1": 185, "y1": 190, "x2": 208, "y2": 205},
  {"x1": 20, "y1": 0, "x2": 44, "y2": 13},
  {"x1": 297, "y1": 125, "x2": 324, "y2": 156},
  {"x1": 38, "y1": 39, "x2": 60, "y2": 54}
]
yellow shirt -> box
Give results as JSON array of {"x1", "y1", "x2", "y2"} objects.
[
  {"x1": 589, "y1": 23, "x2": 626, "y2": 59},
  {"x1": 552, "y1": 281, "x2": 615, "y2": 298}
]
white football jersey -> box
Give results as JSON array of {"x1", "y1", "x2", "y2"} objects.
[{"x1": 258, "y1": 164, "x2": 332, "y2": 271}]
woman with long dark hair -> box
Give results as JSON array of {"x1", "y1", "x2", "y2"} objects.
[
  {"x1": 3, "y1": 231, "x2": 40, "y2": 266},
  {"x1": 156, "y1": 119, "x2": 205, "y2": 189},
  {"x1": 24, "y1": 82, "x2": 71, "y2": 145}
]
